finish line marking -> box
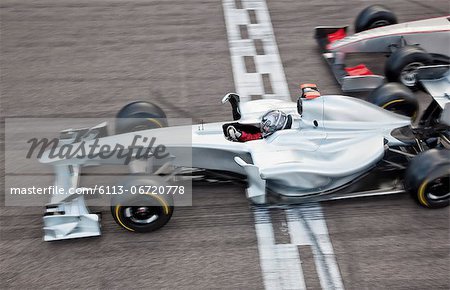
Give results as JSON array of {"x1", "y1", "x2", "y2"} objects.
[
  {"x1": 222, "y1": 0, "x2": 290, "y2": 102},
  {"x1": 222, "y1": 0, "x2": 344, "y2": 289},
  {"x1": 286, "y1": 205, "x2": 345, "y2": 290},
  {"x1": 254, "y1": 207, "x2": 307, "y2": 290}
]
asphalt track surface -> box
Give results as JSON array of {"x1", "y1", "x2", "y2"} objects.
[{"x1": 1, "y1": 0, "x2": 449, "y2": 289}]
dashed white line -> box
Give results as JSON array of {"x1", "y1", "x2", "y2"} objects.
[
  {"x1": 222, "y1": 0, "x2": 290, "y2": 101},
  {"x1": 254, "y1": 208, "x2": 306, "y2": 290},
  {"x1": 222, "y1": 0, "x2": 345, "y2": 289},
  {"x1": 287, "y1": 205, "x2": 345, "y2": 290}
]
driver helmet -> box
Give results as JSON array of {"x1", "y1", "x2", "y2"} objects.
[{"x1": 260, "y1": 110, "x2": 291, "y2": 137}]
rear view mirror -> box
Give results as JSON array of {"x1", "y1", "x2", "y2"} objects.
[{"x1": 221, "y1": 93, "x2": 241, "y2": 120}]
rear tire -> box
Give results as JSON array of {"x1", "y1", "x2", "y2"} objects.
[
  {"x1": 404, "y1": 149, "x2": 450, "y2": 209},
  {"x1": 111, "y1": 177, "x2": 174, "y2": 233},
  {"x1": 354, "y1": 5, "x2": 397, "y2": 33},
  {"x1": 368, "y1": 83, "x2": 418, "y2": 119},
  {"x1": 385, "y1": 46, "x2": 433, "y2": 89},
  {"x1": 116, "y1": 101, "x2": 168, "y2": 134}
]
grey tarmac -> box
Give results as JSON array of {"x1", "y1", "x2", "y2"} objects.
[{"x1": 1, "y1": 0, "x2": 449, "y2": 289}]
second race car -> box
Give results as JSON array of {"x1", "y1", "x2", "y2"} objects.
[{"x1": 314, "y1": 4, "x2": 450, "y2": 91}]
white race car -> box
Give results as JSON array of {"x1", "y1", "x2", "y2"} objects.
[
  {"x1": 315, "y1": 5, "x2": 450, "y2": 91},
  {"x1": 40, "y1": 83, "x2": 450, "y2": 241}
]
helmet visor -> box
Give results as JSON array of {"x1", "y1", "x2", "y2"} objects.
[{"x1": 261, "y1": 110, "x2": 287, "y2": 137}]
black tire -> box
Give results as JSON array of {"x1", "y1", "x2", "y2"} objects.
[
  {"x1": 368, "y1": 83, "x2": 418, "y2": 119},
  {"x1": 111, "y1": 177, "x2": 174, "y2": 233},
  {"x1": 116, "y1": 101, "x2": 168, "y2": 134},
  {"x1": 354, "y1": 5, "x2": 397, "y2": 33},
  {"x1": 404, "y1": 149, "x2": 450, "y2": 209},
  {"x1": 385, "y1": 46, "x2": 433, "y2": 89}
]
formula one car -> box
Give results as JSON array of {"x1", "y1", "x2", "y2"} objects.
[
  {"x1": 314, "y1": 4, "x2": 450, "y2": 91},
  {"x1": 40, "y1": 81, "x2": 450, "y2": 241}
]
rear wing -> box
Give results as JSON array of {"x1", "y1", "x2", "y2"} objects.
[
  {"x1": 59, "y1": 122, "x2": 108, "y2": 144},
  {"x1": 417, "y1": 65, "x2": 450, "y2": 109},
  {"x1": 416, "y1": 65, "x2": 450, "y2": 127},
  {"x1": 38, "y1": 122, "x2": 109, "y2": 165}
]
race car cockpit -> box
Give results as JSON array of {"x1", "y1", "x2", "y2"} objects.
[
  {"x1": 223, "y1": 110, "x2": 293, "y2": 142},
  {"x1": 222, "y1": 84, "x2": 320, "y2": 142}
]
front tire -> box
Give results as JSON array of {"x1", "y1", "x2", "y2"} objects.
[
  {"x1": 116, "y1": 101, "x2": 168, "y2": 134},
  {"x1": 354, "y1": 5, "x2": 397, "y2": 33},
  {"x1": 385, "y1": 46, "x2": 433, "y2": 89},
  {"x1": 111, "y1": 177, "x2": 174, "y2": 233},
  {"x1": 368, "y1": 83, "x2": 418, "y2": 119},
  {"x1": 404, "y1": 149, "x2": 450, "y2": 209}
]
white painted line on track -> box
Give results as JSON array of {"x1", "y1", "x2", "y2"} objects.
[
  {"x1": 287, "y1": 204, "x2": 345, "y2": 290},
  {"x1": 222, "y1": 0, "x2": 290, "y2": 101},
  {"x1": 254, "y1": 208, "x2": 306, "y2": 290},
  {"x1": 222, "y1": 0, "x2": 345, "y2": 289}
]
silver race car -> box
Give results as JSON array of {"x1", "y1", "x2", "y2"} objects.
[
  {"x1": 314, "y1": 5, "x2": 450, "y2": 91},
  {"x1": 40, "y1": 82, "x2": 450, "y2": 241}
]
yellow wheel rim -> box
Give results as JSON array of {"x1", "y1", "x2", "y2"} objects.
[
  {"x1": 114, "y1": 194, "x2": 170, "y2": 231},
  {"x1": 146, "y1": 118, "x2": 164, "y2": 128},
  {"x1": 115, "y1": 205, "x2": 135, "y2": 232},
  {"x1": 382, "y1": 99, "x2": 404, "y2": 109},
  {"x1": 418, "y1": 180, "x2": 430, "y2": 207}
]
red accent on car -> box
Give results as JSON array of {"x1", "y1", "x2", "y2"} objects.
[
  {"x1": 345, "y1": 64, "x2": 374, "y2": 76},
  {"x1": 239, "y1": 131, "x2": 262, "y2": 142},
  {"x1": 327, "y1": 28, "x2": 347, "y2": 44},
  {"x1": 300, "y1": 83, "x2": 320, "y2": 99},
  {"x1": 300, "y1": 83, "x2": 318, "y2": 89},
  {"x1": 304, "y1": 91, "x2": 321, "y2": 99}
]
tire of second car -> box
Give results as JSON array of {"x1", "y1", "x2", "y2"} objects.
[
  {"x1": 385, "y1": 46, "x2": 433, "y2": 89},
  {"x1": 354, "y1": 4, "x2": 398, "y2": 33}
]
